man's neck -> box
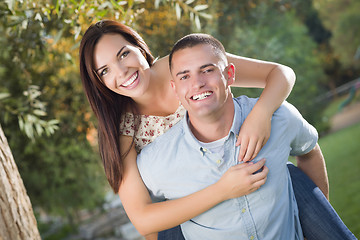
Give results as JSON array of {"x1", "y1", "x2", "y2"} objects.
[{"x1": 188, "y1": 98, "x2": 234, "y2": 143}]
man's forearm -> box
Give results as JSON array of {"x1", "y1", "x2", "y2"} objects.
[{"x1": 296, "y1": 143, "x2": 329, "y2": 199}]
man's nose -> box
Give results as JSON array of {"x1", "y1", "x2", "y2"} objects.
[{"x1": 192, "y1": 75, "x2": 205, "y2": 89}]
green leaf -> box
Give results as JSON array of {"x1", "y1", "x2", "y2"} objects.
[
  {"x1": 175, "y1": 3, "x2": 181, "y2": 20},
  {"x1": 119, "y1": 1, "x2": 129, "y2": 6},
  {"x1": 185, "y1": 0, "x2": 196, "y2": 4},
  {"x1": 194, "y1": 4, "x2": 208, "y2": 11},
  {"x1": 78, "y1": 0, "x2": 85, "y2": 9},
  {"x1": 194, "y1": 15, "x2": 201, "y2": 30},
  {"x1": 190, "y1": 11, "x2": 194, "y2": 21},
  {"x1": 74, "y1": 25, "x2": 81, "y2": 40},
  {"x1": 34, "y1": 13, "x2": 42, "y2": 22},
  {"x1": 24, "y1": 121, "x2": 34, "y2": 140},
  {"x1": 18, "y1": 116, "x2": 24, "y2": 131},
  {"x1": 53, "y1": 29, "x2": 64, "y2": 45},
  {"x1": 154, "y1": 0, "x2": 161, "y2": 9},
  {"x1": 0, "y1": 92, "x2": 11, "y2": 100},
  {"x1": 199, "y1": 12, "x2": 212, "y2": 19},
  {"x1": 70, "y1": 41, "x2": 81, "y2": 51},
  {"x1": 5, "y1": 0, "x2": 15, "y2": 13},
  {"x1": 48, "y1": 119, "x2": 60, "y2": 125},
  {"x1": 33, "y1": 109, "x2": 47, "y2": 116},
  {"x1": 35, "y1": 122, "x2": 44, "y2": 136},
  {"x1": 55, "y1": 0, "x2": 61, "y2": 17}
]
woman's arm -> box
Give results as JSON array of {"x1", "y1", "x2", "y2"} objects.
[
  {"x1": 227, "y1": 53, "x2": 296, "y2": 162},
  {"x1": 154, "y1": 54, "x2": 295, "y2": 161},
  {"x1": 118, "y1": 136, "x2": 268, "y2": 236},
  {"x1": 227, "y1": 53, "x2": 295, "y2": 112}
]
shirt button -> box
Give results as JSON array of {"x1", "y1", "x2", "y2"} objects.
[
  {"x1": 242, "y1": 208, "x2": 246, "y2": 213},
  {"x1": 216, "y1": 159, "x2": 221, "y2": 164},
  {"x1": 250, "y1": 236, "x2": 255, "y2": 240}
]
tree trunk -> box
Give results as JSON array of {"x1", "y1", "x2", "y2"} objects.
[{"x1": 0, "y1": 125, "x2": 41, "y2": 240}]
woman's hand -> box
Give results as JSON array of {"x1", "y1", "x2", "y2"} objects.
[
  {"x1": 215, "y1": 159, "x2": 268, "y2": 201},
  {"x1": 236, "y1": 108, "x2": 271, "y2": 162}
]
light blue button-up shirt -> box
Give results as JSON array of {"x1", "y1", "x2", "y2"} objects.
[{"x1": 137, "y1": 96, "x2": 318, "y2": 240}]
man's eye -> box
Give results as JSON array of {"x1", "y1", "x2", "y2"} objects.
[
  {"x1": 203, "y1": 68, "x2": 214, "y2": 73},
  {"x1": 180, "y1": 75, "x2": 189, "y2": 80},
  {"x1": 100, "y1": 68, "x2": 109, "y2": 77}
]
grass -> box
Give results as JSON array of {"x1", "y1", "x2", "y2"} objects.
[
  {"x1": 318, "y1": 122, "x2": 360, "y2": 238},
  {"x1": 322, "y1": 91, "x2": 360, "y2": 120}
]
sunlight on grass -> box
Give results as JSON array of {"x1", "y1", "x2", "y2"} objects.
[{"x1": 319, "y1": 122, "x2": 360, "y2": 237}]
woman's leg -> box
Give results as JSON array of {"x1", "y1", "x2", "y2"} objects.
[
  {"x1": 158, "y1": 225, "x2": 185, "y2": 240},
  {"x1": 288, "y1": 162, "x2": 357, "y2": 240}
]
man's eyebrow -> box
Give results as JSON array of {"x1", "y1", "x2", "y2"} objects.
[
  {"x1": 176, "y1": 70, "x2": 189, "y2": 77},
  {"x1": 175, "y1": 63, "x2": 215, "y2": 77},
  {"x1": 200, "y1": 63, "x2": 215, "y2": 69},
  {"x1": 95, "y1": 46, "x2": 126, "y2": 72}
]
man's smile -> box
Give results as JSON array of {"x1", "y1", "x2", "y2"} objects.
[{"x1": 191, "y1": 91, "x2": 213, "y2": 101}]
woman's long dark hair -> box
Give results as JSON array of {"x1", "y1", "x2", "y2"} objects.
[{"x1": 79, "y1": 20, "x2": 154, "y2": 192}]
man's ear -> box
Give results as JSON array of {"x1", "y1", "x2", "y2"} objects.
[{"x1": 226, "y1": 63, "x2": 235, "y2": 86}]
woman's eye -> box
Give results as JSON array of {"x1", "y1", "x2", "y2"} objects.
[
  {"x1": 120, "y1": 51, "x2": 130, "y2": 59},
  {"x1": 100, "y1": 68, "x2": 109, "y2": 77}
]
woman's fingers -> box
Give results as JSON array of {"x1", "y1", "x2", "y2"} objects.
[
  {"x1": 237, "y1": 136, "x2": 248, "y2": 162},
  {"x1": 250, "y1": 138, "x2": 265, "y2": 160}
]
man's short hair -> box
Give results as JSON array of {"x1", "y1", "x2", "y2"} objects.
[{"x1": 169, "y1": 33, "x2": 227, "y2": 71}]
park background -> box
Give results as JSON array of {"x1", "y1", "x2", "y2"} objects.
[{"x1": 0, "y1": 0, "x2": 359, "y2": 239}]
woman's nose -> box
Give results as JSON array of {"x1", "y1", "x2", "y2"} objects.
[
  {"x1": 115, "y1": 63, "x2": 128, "y2": 86},
  {"x1": 115, "y1": 62, "x2": 128, "y2": 78}
]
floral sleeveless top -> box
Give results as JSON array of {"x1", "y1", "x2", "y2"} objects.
[{"x1": 119, "y1": 104, "x2": 186, "y2": 152}]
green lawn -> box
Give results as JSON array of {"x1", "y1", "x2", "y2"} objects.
[{"x1": 319, "y1": 122, "x2": 360, "y2": 238}]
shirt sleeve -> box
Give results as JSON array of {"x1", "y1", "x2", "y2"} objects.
[
  {"x1": 137, "y1": 145, "x2": 166, "y2": 203},
  {"x1": 283, "y1": 102, "x2": 318, "y2": 156}
]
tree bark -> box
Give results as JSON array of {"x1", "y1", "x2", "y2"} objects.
[{"x1": 0, "y1": 125, "x2": 41, "y2": 240}]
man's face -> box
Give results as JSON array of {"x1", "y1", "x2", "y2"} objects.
[{"x1": 171, "y1": 44, "x2": 234, "y2": 120}]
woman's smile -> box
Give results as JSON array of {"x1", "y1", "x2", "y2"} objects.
[
  {"x1": 94, "y1": 34, "x2": 151, "y2": 98},
  {"x1": 121, "y1": 71, "x2": 139, "y2": 89}
]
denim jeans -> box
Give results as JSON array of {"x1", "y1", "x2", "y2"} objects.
[
  {"x1": 158, "y1": 163, "x2": 357, "y2": 240},
  {"x1": 287, "y1": 163, "x2": 357, "y2": 240}
]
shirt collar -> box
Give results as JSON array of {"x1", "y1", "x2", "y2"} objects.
[{"x1": 182, "y1": 98, "x2": 243, "y2": 151}]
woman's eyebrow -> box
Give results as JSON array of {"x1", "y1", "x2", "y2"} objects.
[
  {"x1": 116, "y1": 46, "x2": 126, "y2": 58},
  {"x1": 95, "y1": 46, "x2": 126, "y2": 72}
]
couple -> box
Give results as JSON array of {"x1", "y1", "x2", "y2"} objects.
[{"x1": 79, "y1": 20, "x2": 356, "y2": 239}]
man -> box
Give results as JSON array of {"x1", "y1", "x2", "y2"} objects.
[{"x1": 137, "y1": 34, "x2": 326, "y2": 239}]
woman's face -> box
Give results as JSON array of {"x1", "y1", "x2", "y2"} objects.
[{"x1": 93, "y1": 33, "x2": 151, "y2": 99}]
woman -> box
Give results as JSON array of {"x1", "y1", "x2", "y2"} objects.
[{"x1": 79, "y1": 20, "x2": 356, "y2": 240}]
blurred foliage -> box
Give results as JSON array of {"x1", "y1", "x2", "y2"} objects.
[
  {"x1": 208, "y1": 1, "x2": 327, "y2": 129},
  {"x1": 0, "y1": 0, "x2": 359, "y2": 232},
  {"x1": 0, "y1": 0, "x2": 213, "y2": 225},
  {"x1": 314, "y1": 0, "x2": 360, "y2": 67}
]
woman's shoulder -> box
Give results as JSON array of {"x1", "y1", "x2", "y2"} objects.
[{"x1": 151, "y1": 55, "x2": 171, "y2": 82}]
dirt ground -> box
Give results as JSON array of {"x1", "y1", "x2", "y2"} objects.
[{"x1": 330, "y1": 101, "x2": 360, "y2": 132}]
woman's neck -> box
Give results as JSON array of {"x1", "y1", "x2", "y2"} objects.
[{"x1": 132, "y1": 69, "x2": 179, "y2": 116}]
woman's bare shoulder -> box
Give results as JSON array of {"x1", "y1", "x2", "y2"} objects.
[{"x1": 151, "y1": 55, "x2": 172, "y2": 81}]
